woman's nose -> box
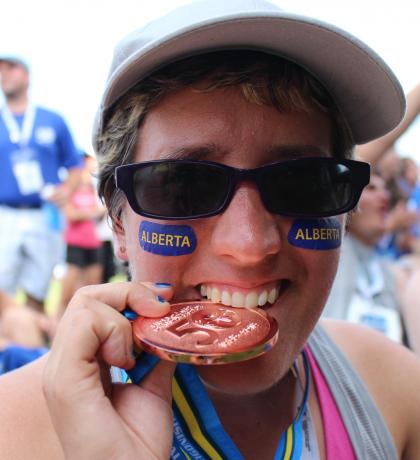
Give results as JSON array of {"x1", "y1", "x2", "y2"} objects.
[{"x1": 209, "y1": 182, "x2": 282, "y2": 265}]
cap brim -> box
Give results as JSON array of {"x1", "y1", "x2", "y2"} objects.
[
  {"x1": 0, "y1": 55, "x2": 29, "y2": 72},
  {"x1": 98, "y1": 11, "x2": 405, "y2": 146}
]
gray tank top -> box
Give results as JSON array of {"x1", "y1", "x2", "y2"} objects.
[{"x1": 308, "y1": 325, "x2": 397, "y2": 460}]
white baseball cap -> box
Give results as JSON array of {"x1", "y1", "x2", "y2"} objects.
[
  {"x1": 93, "y1": 0, "x2": 405, "y2": 147},
  {"x1": 0, "y1": 55, "x2": 30, "y2": 72}
]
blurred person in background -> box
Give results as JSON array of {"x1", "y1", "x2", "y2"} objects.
[
  {"x1": 357, "y1": 83, "x2": 420, "y2": 264},
  {"x1": 323, "y1": 172, "x2": 408, "y2": 344},
  {"x1": 382, "y1": 156, "x2": 420, "y2": 259},
  {"x1": 0, "y1": 56, "x2": 81, "y2": 312},
  {"x1": 327, "y1": 82, "x2": 420, "y2": 347},
  {"x1": 375, "y1": 148, "x2": 403, "y2": 182},
  {"x1": 58, "y1": 152, "x2": 105, "y2": 315},
  {"x1": 0, "y1": 289, "x2": 49, "y2": 374},
  {"x1": 96, "y1": 211, "x2": 124, "y2": 283},
  {"x1": 0, "y1": 289, "x2": 49, "y2": 348}
]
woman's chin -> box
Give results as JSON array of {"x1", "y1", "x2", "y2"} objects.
[{"x1": 197, "y1": 348, "x2": 291, "y2": 396}]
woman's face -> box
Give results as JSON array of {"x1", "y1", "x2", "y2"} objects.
[
  {"x1": 116, "y1": 85, "x2": 342, "y2": 368},
  {"x1": 348, "y1": 173, "x2": 390, "y2": 246}
]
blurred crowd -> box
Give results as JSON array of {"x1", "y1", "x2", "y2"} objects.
[
  {"x1": 324, "y1": 82, "x2": 420, "y2": 356},
  {"x1": 1, "y1": 56, "x2": 420, "y2": 374},
  {"x1": 0, "y1": 57, "x2": 126, "y2": 372}
]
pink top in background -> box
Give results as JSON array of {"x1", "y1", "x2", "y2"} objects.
[{"x1": 64, "y1": 184, "x2": 102, "y2": 249}]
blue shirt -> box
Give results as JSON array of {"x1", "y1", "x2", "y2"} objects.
[
  {"x1": 0, "y1": 106, "x2": 81, "y2": 206},
  {"x1": 0, "y1": 345, "x2": 48, "y2": 374}
]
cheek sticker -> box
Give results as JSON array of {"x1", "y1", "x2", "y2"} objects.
[
  {"x1": 287, "y1": 218, "x2": 341, "y2": 250},
  {"x1": 139, "y1": 221, "x2": 197, "y2": 256}
]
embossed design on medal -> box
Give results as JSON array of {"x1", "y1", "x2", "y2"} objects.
[{"x1": 132, "y1": 301, "x2": 279, "y2": 364}]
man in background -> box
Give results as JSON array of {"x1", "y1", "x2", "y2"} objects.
[{"x1": 0, "y1": 56, "x2": 81, "y2": 312}]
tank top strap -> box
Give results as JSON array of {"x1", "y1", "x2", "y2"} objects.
[{"x1": 304, "y1": 346, "x2": 356, "y2": 459}]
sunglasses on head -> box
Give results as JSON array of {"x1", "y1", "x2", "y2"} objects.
[{"x1": 115, "y1": 157, "x2": 370, "y2": 220}]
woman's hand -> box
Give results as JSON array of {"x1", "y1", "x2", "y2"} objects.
[{"x1": 43, "y1": 282, "x2": 175, "y2": 460}]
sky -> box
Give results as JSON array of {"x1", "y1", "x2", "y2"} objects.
[{"x1": 1, "y1": 0, "x2": 420, "y2": 160}]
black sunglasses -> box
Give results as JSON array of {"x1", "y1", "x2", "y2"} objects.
[{"x1": 115, "y1": 157, "x2": 370, "y2": 220}]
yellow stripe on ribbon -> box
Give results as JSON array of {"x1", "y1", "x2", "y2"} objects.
[
  {"x1": 180, "y1": 447, "x2": 192, "y2": 460},
  {"x1": 283, "y1": 425, "x2": 294, "y2": 460},
  {"x1": 172, "y1": 378, "x2": 223, "y2": 460}
]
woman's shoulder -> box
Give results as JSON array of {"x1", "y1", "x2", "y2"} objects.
[
  {"x1": 319, "y1": 319, "x2": 420, "y2": 380},
  {"x1": 319, "y1": 319, "x2": 420, "y2": 459},
  {"x1": 0, "y1": 354, "x2": 63, "y2": 458}
]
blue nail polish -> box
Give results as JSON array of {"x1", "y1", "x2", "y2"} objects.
[
  {"x1": 155, "y1": 282, "x2": 172, "y2": 287},
  {"x1": 122, "y1": 308, "x2": 138, "y2": 321},
  {"x1": 156, "y1": 295, "x2": 167, "y2": 303}
]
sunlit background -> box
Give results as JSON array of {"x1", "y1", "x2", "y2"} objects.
[{"x1": 1, "y1": 0, "x2": 419, "y2": 159}]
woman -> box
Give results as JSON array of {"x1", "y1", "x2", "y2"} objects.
[
  {"x1": 0, "y1": 2, "x2": 419, "y2": 459},
  {"x1": 59, "y1": 152, "x2": 105, "y2": 313}
]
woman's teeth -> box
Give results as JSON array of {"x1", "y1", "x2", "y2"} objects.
[{"x1": 200, "y1": 284, "x2": 280, "y2": 308}]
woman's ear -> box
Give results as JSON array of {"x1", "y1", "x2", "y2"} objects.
[{"x1": 112, "y1": 217, "x2": 129, "y2": 261}]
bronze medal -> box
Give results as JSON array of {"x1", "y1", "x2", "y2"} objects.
[{"x1": 132, "y1": 301, "x2": 278, "y2": 365}]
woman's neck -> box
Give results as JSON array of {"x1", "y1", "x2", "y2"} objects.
[
  {"x1": 201, "y1": 364, "x2": 297, "y2": 412},
  {"x1": 198, "y1": 355, "x2": 301, "y2": 459}
]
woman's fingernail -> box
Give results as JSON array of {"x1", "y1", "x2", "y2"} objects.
[
  {"x1": 122, "y1": 308, "x2": 138, "y2": 321},
  {"x1": 156, "y1": 295, "x2": 167, "y2": 303},
  {"x1": 155, "y1": 282, "x2": 172, "y2": 287}
]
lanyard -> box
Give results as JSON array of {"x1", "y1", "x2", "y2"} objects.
[
  {"x1": 357, "y1": 258, "x2": 384, "y2": 299},
  {"x1": 1, "y1": 104, "x2": 36, "y2": 147},
  {"x1": 125, "y1": 351, "x2": 317, "y2": 460},
  {"x1": 349, "y1": 237, "x2": 384, "y2": 299}
]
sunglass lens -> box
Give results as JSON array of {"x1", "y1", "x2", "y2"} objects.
[
  {"x1": 262, "y1": 160, "x2": 354, "y2": 216},
  {"x1": 133, "y1": 162, "x2": 230, "y2": 218}
]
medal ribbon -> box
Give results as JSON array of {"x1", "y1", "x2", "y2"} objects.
[{"x1": 126, "y1": 351, "x2": 312, "y2": 459}]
